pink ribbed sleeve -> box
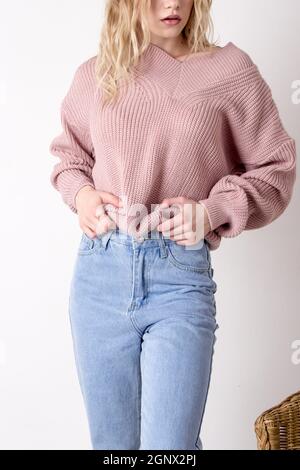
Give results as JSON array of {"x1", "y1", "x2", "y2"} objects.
[
  {"x1": 199, "y1": 67, "x2": 297, "y2": 238},
  {"x1": 49, "y1": 62, "x2": 96, "y2": 213}
]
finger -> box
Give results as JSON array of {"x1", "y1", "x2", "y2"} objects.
[
  {"x1": 84, "y1": 226, "x2": 97, "y2": 238},
  {"x1": 174, "y1": 239, "x2": 189, "y2": 245},
  {"x1": 84, "y1": 207, "x2": 105, "y2": 232},
  {"x1": 160, "y1": 197, "x2": 183, "y2": 208},
  {"x1": 158, "y1": 205, "x2": 181, "y2": 226},
  {"x1": 97, "y1": 191, "x2": 123, "y2": 207},
  {"x1": 96, "y1": 214, "x2": 116, "y2": 236},
  {"x1": 175, "y1": 235, "x2": 199, "y2": 246},
  {"x1": 169, "y1": 230, "x2": 193, "y2": 241},
  {"x1": 95, "y1": 204, "x2": 106, "y2": 218},
  {"x1": 87, "y1": 214, "x2": 102, "y2": 231},
  {"x1": 168, "y1": 223, "x2": 190, "y2": 238},
  {"x1": 157, "y1": 209, "x2": 184, "y2": 232}
]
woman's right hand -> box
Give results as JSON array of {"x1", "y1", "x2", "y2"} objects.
[{"x1": 75, "y1": 185, "x2": 123, "y2": 238}]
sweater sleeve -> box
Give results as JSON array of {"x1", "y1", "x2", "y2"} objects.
[
  {"x1": 49, "y1": 60, "x2": 96, "y2": 213},
  {"x1": 198, "y1": 65, "x2": 297, "y2": 238}
]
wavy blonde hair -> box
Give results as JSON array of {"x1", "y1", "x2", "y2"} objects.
[{"x1": 95, "y1": 0, "x2": 217, "y2": 102}]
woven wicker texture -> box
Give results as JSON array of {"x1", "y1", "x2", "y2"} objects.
[{"x1": 255, "y1": 390, "x2": 300, "y2": 450}]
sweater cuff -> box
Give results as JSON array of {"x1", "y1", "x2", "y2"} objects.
[
  {"x1": 53, "y1": 171, "x2": 95, "y2": 213},
  {"x1": 72, "y1": 179, "x2": 95, "y2": 213},
  {"x1": 198, "y1": 190, "x2": 249, "y2": 237}
]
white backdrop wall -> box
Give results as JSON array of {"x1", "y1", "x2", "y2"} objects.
[{"x1": 0, "y1": 0, "x2": 299, "y2": 450}]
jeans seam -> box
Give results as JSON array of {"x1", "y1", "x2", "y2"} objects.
[
  {"x1": 167, "y1": 254, "x2": 210, "y2": 273},
  {"x1": 194, "y1": 332, "x2": 217, "y2": 450},
  {"x1": 166, "y1": 241, "x2": 211, "y2": 273},
  {"x1": 129, "y1": 309, "x2": 144, "y2": 337}
]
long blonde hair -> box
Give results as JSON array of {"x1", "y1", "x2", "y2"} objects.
[{"x1": 95, "y1": 0, "x2": 217, "y2": 102}]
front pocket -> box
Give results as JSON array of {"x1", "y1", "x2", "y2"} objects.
[{"x1": 166, "y1": 240, "x2": 210, "y2": 272}]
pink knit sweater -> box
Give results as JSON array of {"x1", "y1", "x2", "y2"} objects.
[{"x1": 49, "y1": 41, "x2": 297, "y2": 250}]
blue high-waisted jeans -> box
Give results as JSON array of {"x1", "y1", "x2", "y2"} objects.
[{"x1": 68, "y1": 227, "x2": 218, "y2": 450}]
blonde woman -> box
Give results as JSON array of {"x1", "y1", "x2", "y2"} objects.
[{"x1": 49, "y1": 0, "x2": 296, "y2": 450}]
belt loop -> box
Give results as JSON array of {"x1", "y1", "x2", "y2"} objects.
[
  {"x1": 158, "y1": 231, "x2": 168, "y2": 258},
  {"x1": 98, "y1": 229, "x2": 114, "y2": 250}
]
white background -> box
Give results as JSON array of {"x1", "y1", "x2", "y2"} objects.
[{"x1": 0, "y1": 0, "x2": 299, "y2": 450}]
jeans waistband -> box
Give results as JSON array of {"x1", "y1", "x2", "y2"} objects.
[
  {"x1": 98, "y1": 226, "x2": 207, "y2": 253},
  {"x1": 97, "y1": 227, "x2": 170, "y2": 257}
]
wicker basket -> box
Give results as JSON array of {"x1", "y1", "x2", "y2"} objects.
[{"x1": 254, "y1": 390, "x2": 300, "y2": 450}]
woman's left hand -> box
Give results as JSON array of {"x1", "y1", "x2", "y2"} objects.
[{"x1": 157, "y1": 197, "x2": 211, "y2": 246}]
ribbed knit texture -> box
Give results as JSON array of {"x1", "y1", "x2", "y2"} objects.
[{"x1": 49, "y1": 41, "x2": 297, "y2": 250}]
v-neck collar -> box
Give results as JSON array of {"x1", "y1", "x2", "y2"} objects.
[
  {"x1": 133, "y1": 41, "x2": 236, "y2": 96},
  {"x1": 148, "y1": 41, "x2": 231, "y2": 65}
]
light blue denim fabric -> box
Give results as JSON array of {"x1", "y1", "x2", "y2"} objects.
[{"x1": 68, "y1": 227, "x2": 218, "y2": 450}]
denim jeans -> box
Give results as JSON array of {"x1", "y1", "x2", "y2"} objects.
[{"x1": 68, "y1": 227, "x2": 218, "y2": 450}]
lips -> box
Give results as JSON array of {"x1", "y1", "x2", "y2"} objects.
[
  {"x1": 161, "y1": 16, "x2": 181, "y2": 25},
  {"x1": 161, "y1": 14, "x2": 181, "y2": 20}
]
